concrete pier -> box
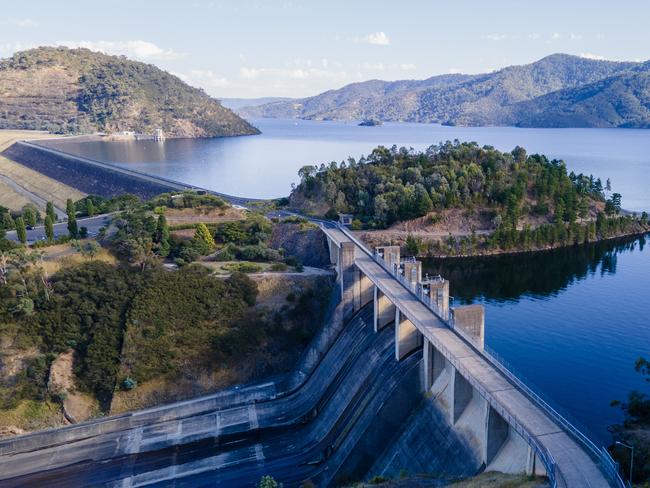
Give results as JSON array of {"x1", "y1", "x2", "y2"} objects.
[
  {"x1": 452, "y1": 304, "x2": 485, "y2": 348},
  {"x1": 340, "y1": 241, "x2": 357, "y2": 318},
  {"x1": 395, "y1": 308, "x2": 423, "y2": 360},
  {"x1": 427, "y1": 277, "x2": 450, "y2": 320},
  {"x1": 402, "y1": 259, "x2": 422, "y2": 284},
  {"x1": 376, "y1": 245, "x2": 400, "y2": 272},
  {"x1": 374, "y1": 287, "x2": 395, "y2": 332}
]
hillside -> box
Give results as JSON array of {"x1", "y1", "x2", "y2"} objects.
[
  {"x1": 241, "y1": 54, "x2": 650, "y2": 128},
  {"x1": 0, "y1": 47, "x2": 259, "y2": 138},
  {"x1": 512, "y1": 64, "x2": 650, "y2": 128}
]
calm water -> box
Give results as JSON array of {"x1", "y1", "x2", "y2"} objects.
[
  {"x1": 57, "y1": 119, "x2": 650, "y2": 445},
  {"x1": 423, "y1": 235, "x2": 650, "y2": 445},
  {"x1": 57, "y1": 118, "x2": 650, "y2": 211}
]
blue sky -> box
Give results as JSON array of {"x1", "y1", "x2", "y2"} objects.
[{"x1": 1, "y1": 0, "x2": 648, "y2": 98}]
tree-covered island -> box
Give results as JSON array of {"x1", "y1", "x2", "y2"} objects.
[{"x1": 290, "y1": 141, "x2": 649, "y2": 256}]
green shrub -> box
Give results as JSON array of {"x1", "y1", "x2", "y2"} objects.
[
  {"x1": 121, "y1": 377, "x2": 137, "y2": 390},
  {"x1": 223, "y1": 262, "x2": 263, "y2": 274}
]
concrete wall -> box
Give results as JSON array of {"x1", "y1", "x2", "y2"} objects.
[
  {"x1": 2, "y1": 142, "x2": 178, "y2": 200},
  {"x1": 452, "y1": 304, "x2": 485, "y2": 348},
  {"x1": 423, "y1": 340, "x2": 534, "y2": 476}
]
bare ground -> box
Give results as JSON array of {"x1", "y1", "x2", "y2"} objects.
[{"x1": 165, "y1": 206, "x2": 245, "y2": 225}]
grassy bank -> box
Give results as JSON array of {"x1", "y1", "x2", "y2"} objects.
[{"x1": 0, "y1": 130, "x2": 85, "y2": 211}]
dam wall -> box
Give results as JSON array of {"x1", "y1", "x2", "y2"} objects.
[{"x1": 2, "y1": 141, "x2": 182, "y2": 200}]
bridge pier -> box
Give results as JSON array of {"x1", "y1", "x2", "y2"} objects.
[
  {"x1": 423, "y1": 338, "x2": 446, "y2": 391},
  {"x1": 395, "y1": 308, "x2": 422, "y2": 360},
  {"x1": 359, "y1": 272, "x2": 374, "y2": 309},
  {"x1": 339, "y1": 242, "x2": 357, "y2": 319},
  {"x1": 452, "y1": 369, "x2": 474, "y2": 423},
  {"x1": 374, "y1": 287, "x2": 395, "y2": 332},
  {"x1": 328, "y1": 238, "x2": 339, "y2": 267},
  {"x1": 485, "y1": 405, "x2": 509, "y2": 465}
]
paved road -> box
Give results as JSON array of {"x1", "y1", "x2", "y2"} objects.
[{"x1": 4, "y1": 213, "x2": 111, "y2": 243}]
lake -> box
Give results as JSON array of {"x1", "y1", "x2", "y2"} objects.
[
  {"x1": 56, "y1": 119, "x2": 650, "y2": 446},
  {"x1": 57, "y1": 118, "x2": 650, "y2": 211},
  {"x1": 423, "y1": 235, "x2": 650, "y2": 445}
]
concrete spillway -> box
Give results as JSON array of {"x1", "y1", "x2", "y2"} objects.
[{"x1": 0, "y1": 299, "x2": 488, "y2": 488}]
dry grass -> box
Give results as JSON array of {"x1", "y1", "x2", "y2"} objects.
[
  {"x1": 351, "y1": 473, "x2": 548, "y2": 488},
  {"x1": 0, "y1": 130, "x2": 86, "y2": 211},
  {"x1": 39, "y1": 243, "x2": 116, "y2": 275},
  {"x1": 0, "y1": 400, "x2": 66, "y2": 434},
  {"x1": 451, "y1": 473, "x2": 548, "y2": 488},
  {"x1": 110, "y1": 369, "x2": 243, "y2": 415},
  {"x1": 0, "y1": 180, "x2": 32, "y2": 210},
  {"x1": 0, "y1": 130, "x2": 57, "y2": 152},
  {"x1": 164, "y1": 206, "x2": 245, "y2": 225}
]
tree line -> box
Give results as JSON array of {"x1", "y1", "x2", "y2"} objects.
[{"x1": 290, "y1": 141, "x2": 620, "y2": 231}]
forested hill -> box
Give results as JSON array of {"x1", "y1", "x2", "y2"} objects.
[
  {"x1": 241, "y1": 54, "x2": 650, "y2": 128},
  {"x1": 290, "y1": 141, "x2": 619, "y2": 230},
  {"x1": 0, "y1": 47, "x2": 259, "y2": 137}
]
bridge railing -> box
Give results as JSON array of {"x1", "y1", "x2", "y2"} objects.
[{"x1": 331, "y1": 223, "x2": 625, "y2": 488}]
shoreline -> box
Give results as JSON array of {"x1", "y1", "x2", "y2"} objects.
[{"x1": 357, "y1": 226, "x2": 650, "y2": 261}]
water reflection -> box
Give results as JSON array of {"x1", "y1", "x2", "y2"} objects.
[{"x1": 422, "y1": 234, "x2": 647, "y2": 303}]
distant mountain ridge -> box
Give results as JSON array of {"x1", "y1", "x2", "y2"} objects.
[
  {"x1": 0, "y1": 47, "x2": 259, "y2": 138},
  {"x1": 241, "y1": 54, "x2": 650, "y2": 128},
  {"x1": 221, "y1": 97, "x2": 293, "y2": 111}
]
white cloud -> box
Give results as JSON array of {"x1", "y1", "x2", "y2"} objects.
[
  {"x1": 361, "y1": 31, "x2": 390, "y2": 46},
  {"x1": 397, "y1": 63, "x2": 416, "y2": 71},
  {"x1": 448, "y1": 67, "x2": 462, "y2": 74},
  {"x1": 570, "y1": 33, "x2": 583, "y2": 41},
  {"x1": 362, "y1": 62, "x2": 385, "y2": 71},
  {"x1": 0, "y1": 18, "x2": 38, "y2": 28},
  {"x1": 0, "y1": 41, "x2": 36, "y2": 56},
  {"x1": 528, "y1": 33, "x2": 541, "y2": 40},
  {"x1": 240, "y1": 66, "x2": 347, "y2": 81},
  {"x1": 486, "y1": 33, "x2": 508, "y2": 41},
  {"x1": 177, "y1": 70, "x2": 230, "y2": 89},
  {"x1": 551, "y1": 32, "x2": 561, "y2": 40},
  {"x1": 580, "y1": 52, "x2": 607, "y2": 61},
  {"x1": 55, "y1": 40, "x2": 185, "y2": 61}
]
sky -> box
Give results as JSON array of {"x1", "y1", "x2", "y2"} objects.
[{"x1": 1, "y1": 0, "x2": 649, "y2": 99}]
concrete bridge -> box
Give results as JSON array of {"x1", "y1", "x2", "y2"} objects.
[{"x1": 322, "y1": 223, "x2": 623, "y2": 488}]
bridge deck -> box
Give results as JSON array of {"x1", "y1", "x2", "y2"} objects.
[{"x1": 323, "y1": 227, "x2": 611, "y2": 488}]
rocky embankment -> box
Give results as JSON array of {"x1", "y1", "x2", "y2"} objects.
[{"x1": 270, "y1": 221, "x2": 331, "y2": 267}]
